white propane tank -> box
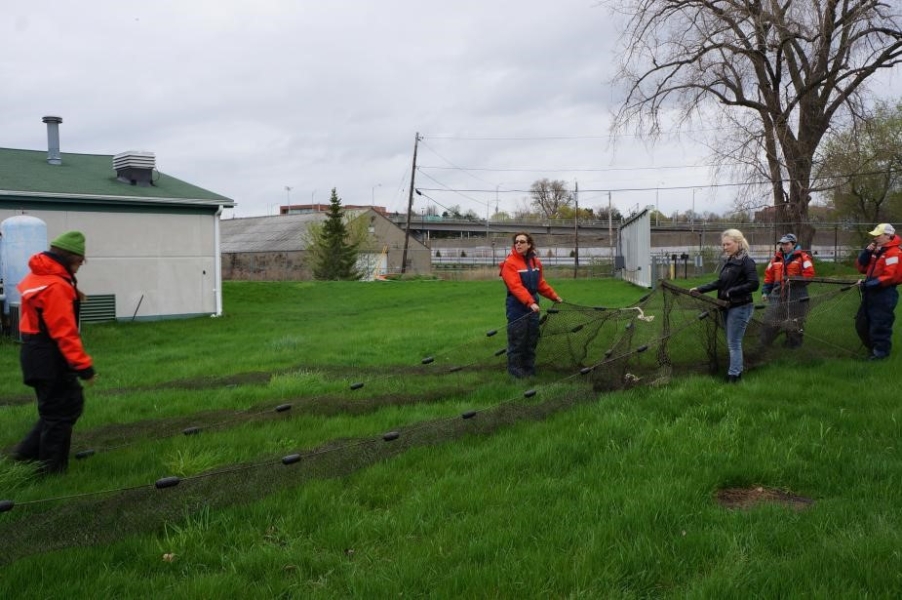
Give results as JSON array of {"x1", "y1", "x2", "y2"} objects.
[{"x1": 0, "y1": 215, "x2": 48, "y2": 315}]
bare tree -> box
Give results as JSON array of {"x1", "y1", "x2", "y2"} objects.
[
  {"x1": 530, "y1": 178, "x2": 573, "y2": 218},
  {"x1": 607, "y1": 0, "x2": 902, "y2": 248}
]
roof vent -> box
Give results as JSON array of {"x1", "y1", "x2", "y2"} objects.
[{"x1": 113, "y1": 151, "x2": 156, "y2": 186}]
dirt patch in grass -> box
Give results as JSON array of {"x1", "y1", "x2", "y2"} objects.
[{"x1": 715, "y1": 486, "x2": 814, "y2": 511}]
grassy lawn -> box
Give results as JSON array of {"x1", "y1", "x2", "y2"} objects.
[{"x1": 0, "y1": 271, "x2": 900, "y2": 598}]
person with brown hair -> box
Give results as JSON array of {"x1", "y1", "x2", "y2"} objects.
[
  {"x1": 499, "y1": 232, "x2": 562, "y2": 378},
  {"x1": 13, "y1": 231, "x2": 95, "y2": 474}
]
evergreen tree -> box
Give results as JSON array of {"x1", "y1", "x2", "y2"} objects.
[{"x1": 311, "y1": 188, "x2": 361, "y2": 280}]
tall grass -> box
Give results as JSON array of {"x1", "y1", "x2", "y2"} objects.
[{"x1": 1, "y1": 273, "x2": 900, "y2": 598}]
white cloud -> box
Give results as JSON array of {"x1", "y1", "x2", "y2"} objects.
[{"x1": 3, "y1": 1, "x2": 901, "y2": 220}]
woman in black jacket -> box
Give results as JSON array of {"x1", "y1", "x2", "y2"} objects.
[{"x1": 690, "y1": 229, "x2": 759, "y2": 383}]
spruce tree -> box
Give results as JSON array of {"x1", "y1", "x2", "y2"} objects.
[{"x1": 312, "y1": 188, "x2": 361, "y2": 280}]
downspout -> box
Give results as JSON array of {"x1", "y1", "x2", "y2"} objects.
[
  {"x1": 0, "y1": 232, "x2": 6, "y2": 309},
  {"x1": 212, "y1": 205, "x2": 224, "y2": 317}
]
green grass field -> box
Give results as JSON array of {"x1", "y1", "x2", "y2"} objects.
[{"x1": 1, "y1": 273, "x2": 900, "y2": 598}]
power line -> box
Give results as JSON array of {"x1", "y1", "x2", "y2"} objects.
[
  {"x1": 418, "y1": 164, "x2": 716, "y2": 174},
  {"x1": 415, "y1": 166, "x2": 902, "y2": 197},
  {"x1": 413, "y1": 188, "x2": 457, "y2": 216},
  {"x1": 423, "y1": 127, "x2": 743, "y2": 141},
  {"x1": 416, "y1": 169, "x2": 491, "y2": 209},
  {"x1": 417, "y1": 182, "x2": 743, "y2": 194},
  {"x1": 418, "y1": 140, "x2": 500, "y2": 189}
]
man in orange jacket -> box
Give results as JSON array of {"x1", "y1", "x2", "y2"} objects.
[
  {"x1": 759, "y1": 233, "x2": 815, "y2": 348},
  {"x1": 13, "y1": 231, "x2": 95, "y2": 474},
  {"x1": 855, "y1": 223, "x2": 901, "y2": 360}
]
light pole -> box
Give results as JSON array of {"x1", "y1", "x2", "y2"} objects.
[
  {"x1": 283, "y1": 186, "x2": 292, "y2": 214},
  {"x1": 691, "y1": 188, "x2": 695, "y2": 231},
  {"x1": 655, "y1": 186, "x2": 659, "y2": 227},
  {"x1": 371, "y1": 183, "x2": 381, "y2": 207},
  {"x1": 655, "y1": 181, "x2": 664, "y2": 227}
]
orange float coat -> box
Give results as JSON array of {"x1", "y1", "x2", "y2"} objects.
[
  {"x1": 856, "y1": 235, "x2": 902, "y2": 288},
  {"x1": 761, "y1": 246, "x2": 815, "y2": 300},
  {"x1": 17, "y1": 252, "x2": 94, "y2": 378},
  {"x1": 499, "y1": 249, "x2": 559, "y2": 317}
]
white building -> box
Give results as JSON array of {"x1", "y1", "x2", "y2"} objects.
[{"x1": 0, "y1": 117, "x2": 235, "y2": 322}]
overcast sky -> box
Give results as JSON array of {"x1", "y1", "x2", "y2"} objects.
[{"x1": 4, "y1": 1, "x2": 901, "y2": 221}]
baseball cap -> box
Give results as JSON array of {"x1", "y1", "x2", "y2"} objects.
[
  {"x1": 868, "y1": 223, "x2": 895, "y2": 236},
  {"x1": 778, "y1": 233, "x2": 797, "y2": 244}
]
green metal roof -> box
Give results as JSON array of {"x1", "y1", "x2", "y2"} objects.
[{"x1": 0, "y1": 148, "x2": 235, "y2": 208}]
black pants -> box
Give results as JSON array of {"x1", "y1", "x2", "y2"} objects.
[
  {"x1": 15, "y1": 373, "x2": 85, "y2": 474},
  {"x1": 855, "y1": 286, "x2": 899, "y2": 358},
  {"x1": 507, "y1": 312, "x2": 540, "y2": 378}
]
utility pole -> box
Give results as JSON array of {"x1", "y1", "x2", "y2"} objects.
[
  {"x1": 400, "y1": 132, "x2": 421, "y2": 274},
  {"x1": 573, "y1": 181, "x2": 579, "y2": 278},
  {"x1": 655, "y1": 185, "x2": 660, "y2": 227},
  {"x1": 371, "y1": 183, "x2": 381, "y2": 207}
]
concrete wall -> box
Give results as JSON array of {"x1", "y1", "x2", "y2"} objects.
[
  {"x1": 365, "y1": 211, "x2": 431, "y2": 275},
  {"x1": 222, "y1": 250, "x2": 308, "y2": 280}
]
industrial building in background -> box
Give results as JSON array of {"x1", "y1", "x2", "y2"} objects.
[{"x1": 220, "y1": 209, "x2": 432, "y2": 280}]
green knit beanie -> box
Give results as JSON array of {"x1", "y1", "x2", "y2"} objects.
[{"x1": 50, "y1": 231, "x2": 86, "y2": 256}]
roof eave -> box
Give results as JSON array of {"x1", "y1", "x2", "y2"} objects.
[{"x1": 0, "y1": 190, "x2": 236, "y2": 208}]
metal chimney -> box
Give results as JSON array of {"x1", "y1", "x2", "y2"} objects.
[{"x1": 42, "y1": 116, "x2": 63, "y2": 165}]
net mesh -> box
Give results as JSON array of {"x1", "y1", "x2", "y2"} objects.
[{"x1": 0, "y1": 278, "x2": 865, "y2": 564}]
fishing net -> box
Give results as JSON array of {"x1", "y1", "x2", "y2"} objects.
[{"x1": 0, "y1": 277, "x2": 865, "y2": 564}]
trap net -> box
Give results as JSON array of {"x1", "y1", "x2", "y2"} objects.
[
  {"x1": 0, "y1": 277, "x2": 866, "y2": 564},
  {"x1": 531, "y1": 278, "x2": 865, "y2": 391}
]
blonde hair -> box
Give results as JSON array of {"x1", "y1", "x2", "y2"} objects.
[{"x1": 721, "y1": 228, "x2": 749, "y2": 254}]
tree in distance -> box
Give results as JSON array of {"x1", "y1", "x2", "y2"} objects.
[
  {"x1": 530, "y1": 178, "x2": 573, "y2": 218},
  {"x1": 819, "y1": 99, "x2": 902, "y2": 238}
]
